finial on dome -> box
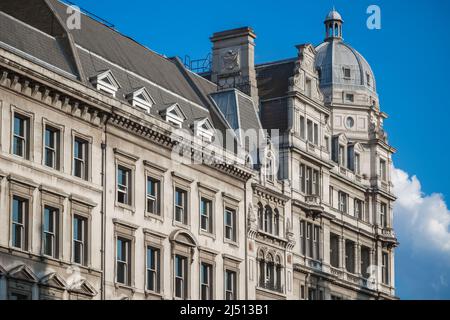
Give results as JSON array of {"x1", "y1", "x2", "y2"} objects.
[{"x1": 324, "y1": 9, "x2": 344, "y2": 41}]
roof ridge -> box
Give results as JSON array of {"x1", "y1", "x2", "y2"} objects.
[
  {"x1": 256, "y1": 57, "x2": 297, "y2": 68},
  {"x1": 55, "y1": 0, "x2": 171, "y2": 63}
]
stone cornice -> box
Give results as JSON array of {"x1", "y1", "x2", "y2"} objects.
[
  {"x1": 252, "y1": 183, "x2": 290, "y2": 205},
  {"x1": 0, "y1": 51, "x2": 254, "y2": 182}
]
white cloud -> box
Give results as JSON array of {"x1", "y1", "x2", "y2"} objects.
[{"x1": 392, "y1": 167, "x2": 450, "y2": 254}]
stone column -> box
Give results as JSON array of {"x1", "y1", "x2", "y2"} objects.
[
  {"x1": 390, "y1": 249, "x2": 395, "y2": 291},
  {"x1": 339, "y1": 236, "x2": 345, "y2": 270},
  {"x1": 355, "y1": 243, "x2": 361, "y2": 276}
]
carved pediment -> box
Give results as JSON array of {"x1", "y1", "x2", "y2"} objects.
[
  {"x1": 68, "y1": 279, "x2": 97, "y2": 297},
  {"x1": 40, "y1": 272, "x2": 67, "y2": 290},
  {"x1": 8, "y1": 265, "x2": 38, "y2": 283},
  {"x1": 0, "y1": 264, "x2": 6, "y2": 276}
]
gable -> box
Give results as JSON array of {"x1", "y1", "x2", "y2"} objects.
[
  {"x1": 68, "y1": 279, "x2": 97, "y2": 297},
  {"x1": 162, "y1": 103, "x2": 187, "y2": 128},
  {"x1": 8, "y1": 265, "x2": 38, "y2": 283},
  {"x1": 126, "y1": 87, "x2": 155, "y2": 113},
  {"x1": 90, "y1": 70, "x2": 120, "y2": 97},
  {"x1": 40, "y1": 272, "x2": 67, "y2": 290}
]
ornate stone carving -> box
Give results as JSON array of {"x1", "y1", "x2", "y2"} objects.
[
  {"x1": 222, "y1": 49, "x2": 240, "y2": 72},
  {"x1": 247, "y1": 203, "x2": 258, "y2": 240}
]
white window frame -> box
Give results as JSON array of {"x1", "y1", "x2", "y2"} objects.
[
  {"x1": 11, "y1": 196, "x2": 27, "y2": 250},
  {"x1": 174, "y1": 255, "x2": 187, "y2": 299},
  {"x1": 90, "y1": 70, "x2": 120, "y2": 97},
  {"x1": 73, "y1": 215, "x2": 87, "y2": 266},
  {"x1": 117, "y1": 166, "x2": 132, "y2": 206},
  {"x1": 225, "y1": 270, "x2": 237, "y2": 300},
  {"x1": 73, "y1": 136, "x2": 89, "y2": 180},
  {"x1": 175, "y1": 188, "x2": 187, "y2": 225},
  {"x1": 339, "y1": 192, "x2": 348, "y2": 213},
  {"x1": 146, "y1": 246, "x2": 160, "y2": 293},
  {"x1": 200, "y1": 197, "x2": 212, "y2": 233},
  {"x1": 116, "y1": 237, "x2": 131, "y2": 286},
  {"x1": 127, "y1": 87, "x2": 155, "y2": 113},
  {"x1": 224, "y1": 208, "x2": 236, "y2": 243},
  {"x1": 200, "y1": 262, "x2": 213, "y2": 300},
  {"x1": 43, "y1": 206, "x2": 58, "y2": 258},
  {"x1": 146, "y1": 177, "x2": 160, "y2": 216},
  {"x1": 12, "y1": 112, "x2": 30, "y2": 159}
]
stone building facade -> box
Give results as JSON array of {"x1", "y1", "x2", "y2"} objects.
[{"x1": 0, "y1": 0, "x2": 397, "y2": 300}]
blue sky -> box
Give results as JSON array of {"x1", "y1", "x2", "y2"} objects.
[{"x1": 68, "y1": 0, "x2": 450, "y2": 299}]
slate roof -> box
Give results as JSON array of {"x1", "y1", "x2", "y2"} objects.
[
  {"x1": 0, "y1": 11, "x2": 77, "y2": 76},
  {"x1": 0, "y1": 0, "x2": 263, "y2": 146},
  {"x1": 256, "y1": 59, "x2": 296, "y2": 100}
]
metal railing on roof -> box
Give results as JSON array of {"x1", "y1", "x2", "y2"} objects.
[
  {"x1": 60, "y1": 0, "x2": 115, "y2": 28},
  {"x1": 184, "y1": 54, "x2": 211, "y2": 73}
]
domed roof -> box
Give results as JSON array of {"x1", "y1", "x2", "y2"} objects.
[
  {"x1": 325, "y1": 10, "x2": 343, "y2": 22},
  {"x1": 315, "y1": 40, "x2": 376, "y2": 93},
  {"x1": 315, "y1": 11, "x2": 377, "y2": 101}
]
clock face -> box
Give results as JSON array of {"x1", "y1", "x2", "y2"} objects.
[{"x1": 346, "y1": 117, "x2": 355, "y2": 128}]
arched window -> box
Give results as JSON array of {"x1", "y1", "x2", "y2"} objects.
[
  {"x1": 258, "y1": 250, "x2": 265, "y2": 287},
  {"x1": 258, "y1": 252, "x2": 284, "y2": 293},
  {"x1": 257, "y1": 203, "x2": 264, "y2": 230},
  {"x1": 335, "y1": 23, "x2": 339, "y2": 37},
  {"x1": 274, "y1": 209, "x2": 280, "y2": 237},
  {"x1": 275, "y1": 256, "x2": 283, "y2": 290},
  {"x1": 264, "y1": 206, "x2": 273, "y2": 234},
  {"x1": 266, "y1": 254, "x2": 275, "y2": 288}
]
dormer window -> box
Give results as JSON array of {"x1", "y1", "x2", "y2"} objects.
[
  {"x1": 366, "y1": 73, "x2": 371, "y2": 86},
  {"x1": 90, "y1": 70, "x2": 120, "y2": 97},
  {"x1": 161, "y1": 103, "x2": 186, "y2": 128},
  {"x1": 194, "y1": 118, "x2": 214, "y2": 142},
  {"x1": 343, "y1": 68, "x2": 351, "y2": 79},
  {"x1": 126, "y1": 87, "x2": 155, "y2": 113}
]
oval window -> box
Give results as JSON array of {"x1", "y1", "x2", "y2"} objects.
[{"x1": 346, "y1": 117, "x2": 355, "y2": 128}]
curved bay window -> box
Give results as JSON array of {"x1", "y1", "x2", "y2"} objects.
[{"x1": 258, "y1": 250, "x2": 284, "y2": 293}]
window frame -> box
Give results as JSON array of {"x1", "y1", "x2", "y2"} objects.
[
  {"x1": 380, "y1": 202, "x2": 388, "y2": 228},
  {"x1": 42, "y1": 205, "x2": 60, "y2": 259},
  {"x1": 338, "y1": 191, "x2": 348, "y2": 214},
  {"x1": 200, "y1": 197, "x2": 213, "y2": 234},
  {"x1": 72, "y1": 214, "x2": 88, "y2": 266},
  {"x1": 354, "y1": 152, "x2": 361, "y2": 175},
  {"x1": 382, "y1": 252, "x2": 390, "y2": 285},
  {"x1": 380, "y1": 158, "x2": 387, "y2": 181},
  {"x1": 72, "y1": 132, "x2": 91, "y2": 181},
  {"x1": 144, "y1": 162, "x2": 167, "y2": 221},
  {"x1": 11, "y1": 109, "x2": 33, "y2": 160},
  {"x1": 354, "y1": 199, "x2": 364, "y2": 221},
  {"x1": 117, "y1": 165, "x2": 133, "y2": 207},
  {"x1": 116, "y1": 237, "x2": 132, "y2": 287},
  {"x1": 200, "y1": 262, "x2": 213, "y2": 300},
  {"x1": 343, "y1": 67, "x2": 351, "y2": 79},
  {"x1": 146, "y1": 246, "x2": 161, "y2": 293},
  {"x1": 224, "y1": 269, "x2": 237, "y2": 300},
  {"x1": 11, "y1": 195, "x2": 29, "y2": 251},
  {"x1": 224, "y1": 207, "x2": 237, "y2": 243},
  {"x1": 174, "y1": 187, "x2": 188, "y2": 225},
  {"x1": 146, "y1": 176, "x2": 161, "y2": 217},
  {"x1": 42, "y1": 120, "x2": 64, "y2": 171},
  {"x1": 174, "y1": 254, "x2": 188, "y2": 299}
]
